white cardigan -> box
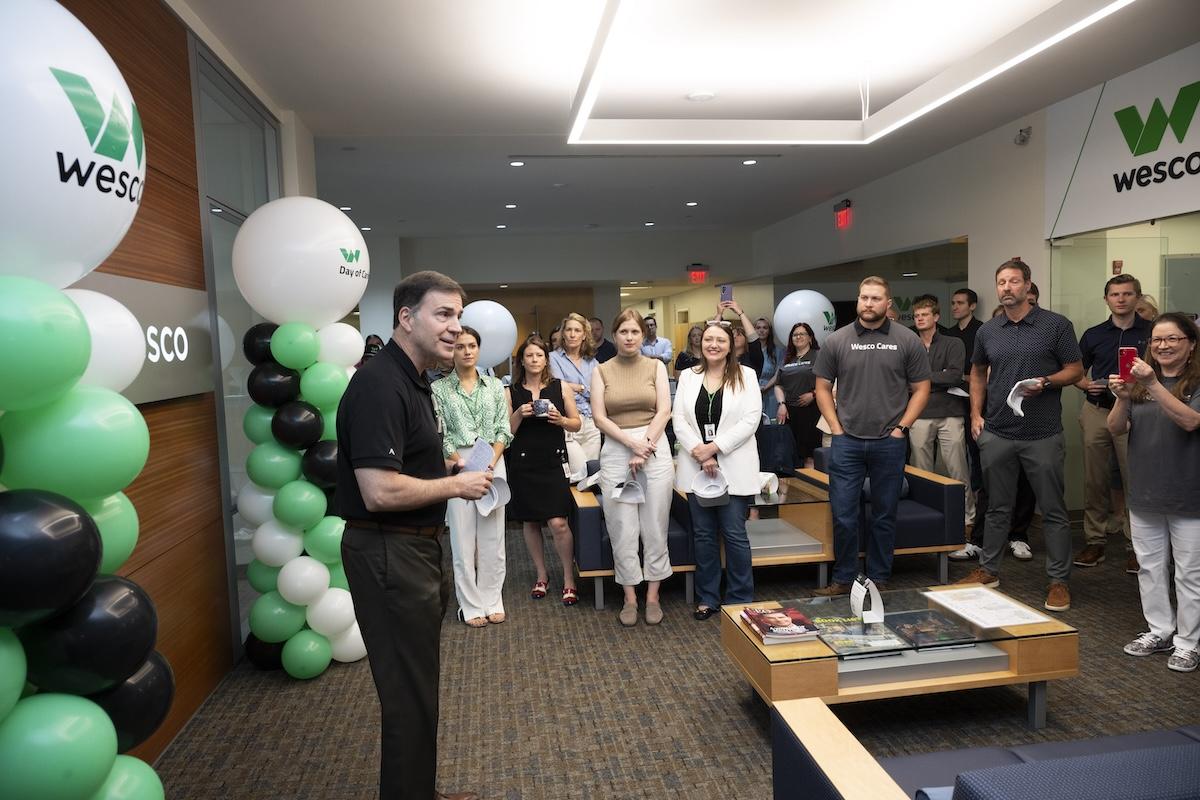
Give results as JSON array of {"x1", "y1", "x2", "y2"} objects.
[{"x1": 672, "y1": 365, "x2": 762, "y2": 496}]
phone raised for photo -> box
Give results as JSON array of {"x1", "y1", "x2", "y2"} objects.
[
  {"x1": 720, "y1": 284, "x2": 733, "y2": 303},
  {"x1": 1118, "y1": 346, "x2": 1138, "y2": 383}
]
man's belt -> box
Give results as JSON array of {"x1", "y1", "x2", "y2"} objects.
[
  {"x1": 1085, "y1": 393, "x2": 1115, "y2": 410},
  {"x1": 345, "y1": 520, "x2": 447, "y2": 538}
]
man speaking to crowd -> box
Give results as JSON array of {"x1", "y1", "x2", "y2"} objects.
[{"x1": 336, "y1": 270, "x2": 492, "y2": 800}]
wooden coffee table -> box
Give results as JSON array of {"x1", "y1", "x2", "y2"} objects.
[{"x1": 720, "y1": 585, "x2": 1079, "y2": 729}]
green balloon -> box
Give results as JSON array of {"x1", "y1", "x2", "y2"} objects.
[
  {"x1": 245, "y1": 559, "x2": 281, "y2": 594},
  {"x1": 0, "y1": 628, "x2": 26, "y2": 723},
  {"x1": 270, "y1": 323, "x2": 320, "y2": 370},
  {"x1": 273, "y1": 480, "x2": 327, "y2": 529},
  {"x1": 281, "y1": 630, "x2": 332, "y2": 680},
  {"x1": 0, "y1": 694, "x2": 117, "y2": 800},
  {"x1": 242, "y1": 404, "x2": 275, "y2": 445},
  {"x1": 328, "y1": 561, "x2": 349, "y2": 591},
  {"x1": 0, "y1": 276, "x2": 91, "y2": 412},
  {"x1": 303, "y1": 517, "x2": 345, "y2": 564},
  {"x1": 248, "y1": 591, "x2": 305, "y2": 643},
  {"x1": 82, "y1": 493, "x2": 139, "y2": 574},
  {"x1": 0, "y1": 386, "x2": 149, "y2": 500},
  {"x1": 88, "y1": 755, "x2": 164, "y2": 800},
  {"x1": 245, "y1": 441, "x2": 302, "y2": 489},
  {"x1": 300, "y1": 362, "x2": 349, "y2": 409},
  {"x1": 320, "y1": 405, "x2": 338, "y2": 441}
]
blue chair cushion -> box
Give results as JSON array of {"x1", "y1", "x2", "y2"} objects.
[
  {"x1": 878, "y1": 747, "x2": 1022, "y2": 798},
  {"x1": 1010, "y1": 729, "x2": 1197, "y2": 762}
]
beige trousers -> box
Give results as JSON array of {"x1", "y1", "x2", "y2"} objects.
[
  {"x1": 909, "y1": 416, "x2": 975, "y2": 525},
  {"x1": 1079, "y1": 400, "x2": 1131, "y2": 546},
  {"x1": 599, "y1": 426, "x2": 674, "y2": 586}
]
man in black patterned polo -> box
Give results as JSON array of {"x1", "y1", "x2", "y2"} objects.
[{"x1": 956, "y1": 259, "x2": 1083, "y2": 613}]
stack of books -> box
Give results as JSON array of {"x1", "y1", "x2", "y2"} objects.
[{"x1": 741, "y1": 606, "x2": 821, "y2": 645}]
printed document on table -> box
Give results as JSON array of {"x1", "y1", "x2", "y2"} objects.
[{"x1": 923, "y1": 587, "x2": 1050, "y2": 628}]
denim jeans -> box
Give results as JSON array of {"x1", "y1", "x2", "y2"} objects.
[
  {"x1": 827, "y1": 433, "x2": 909, "y2": 584},
  {"x1": 688, "y1": 494, "x2": 753, "y2": 609}
]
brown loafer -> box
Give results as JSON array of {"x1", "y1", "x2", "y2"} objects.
[
  {"x1": 812, "y1": 582, "x2": 851, "y2": 597},
  {"x1": 1044, "y1": 582, "x2": 1071, "y2": 612}
]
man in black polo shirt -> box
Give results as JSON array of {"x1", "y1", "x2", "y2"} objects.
[
  {"x1": 813, "y1": 276, "x2": 931, "y2": 595},
  {"x1": 336, "y1": 270, "x2": 492, "y2": 800},
  {"x1": 1073, "y1": 273, "x2": 1151, "y2": 573},
  {"x1": 957, "y1": 259, "x2": 1084, "y2": 613}
]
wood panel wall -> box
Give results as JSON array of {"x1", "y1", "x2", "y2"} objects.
[{"x1": 60, "y1": 0, "x2": 233, "y2": 763}]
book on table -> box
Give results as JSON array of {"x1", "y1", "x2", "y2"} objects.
[
  {"x1": 812, "y1": 614, "x2": 908, "y2": 659},
  {"x1": 884, "y1": 609, "x2": 976, "y2": 650},
  {"x1": 741, "y1": 606, "x2": 821, "y2": 644}
]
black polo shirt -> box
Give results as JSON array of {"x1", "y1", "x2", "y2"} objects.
[
  {"x1": 972, "y1": 305, "x2": 1081, "y2": 440},
  {"x1": 943, "y1": 317, "x2": 983, "y2": 375},
  {"x1": 334, "y1": 339, "x2": 448, "y2": 526},
  {"x1": 1079, "y1": 314, "x2": 1152, "y2": 408}
]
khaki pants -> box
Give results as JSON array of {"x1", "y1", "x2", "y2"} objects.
[
  {"x1": 909, "y1": 416, "x2": 975, "y2": 526},
  {"x1": 599, "y1": 426, "x2": 674, "y2": 586},
  {"x1": 1079, "y1": 400, "x2": 1131, "y2": 548}
]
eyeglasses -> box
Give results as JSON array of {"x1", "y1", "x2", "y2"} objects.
[
  {"x1": 1150, "y1": 335, "x2": 1188, "y2": 346},
  {"x1": 705, "y1": 320, "x2": 732, "y2": 329}
]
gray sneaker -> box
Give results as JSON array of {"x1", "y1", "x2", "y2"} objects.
[
  {"x1": 1167, "y1": 647, "x2": 1199, "y2": 673},
  {"x1": 948, "y1": 543, "x2": 983, "y2": 561},
  {"x1": 1123, "y1": 632, "x2": 1174, "y2": 657}
]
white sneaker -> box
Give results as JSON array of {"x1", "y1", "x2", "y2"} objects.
[
  {"x1": 1009, "y1": 540, "x2": 1033, "y2": 561},
  {"x1": 948, "y1": 543, "x2": 982, "y2": 561}
]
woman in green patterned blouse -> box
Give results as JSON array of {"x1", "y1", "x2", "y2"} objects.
[{"x1": 432, "y1": 326, "x2": 513, "y2": 627}]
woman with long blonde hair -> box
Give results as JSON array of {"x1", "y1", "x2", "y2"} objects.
[{"x1": 550, "y1": 312, "x2": 602, "y2": 469}]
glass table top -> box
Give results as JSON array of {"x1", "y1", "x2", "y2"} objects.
[{"x1": 751, "y1": 476, "x2": 828, "y2": 507}]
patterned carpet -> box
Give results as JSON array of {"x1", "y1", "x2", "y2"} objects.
[{"x1": 157, "y1": 522, "x2": 1199, "y2": 799}]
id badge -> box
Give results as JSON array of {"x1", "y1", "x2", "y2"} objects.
[{"x1": 703, "y1": 423, "x2": 716, "y2": 442}]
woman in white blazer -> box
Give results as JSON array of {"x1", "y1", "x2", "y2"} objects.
[{"x1": 672, "y1": 321, "x2": 763, "y2": 620}]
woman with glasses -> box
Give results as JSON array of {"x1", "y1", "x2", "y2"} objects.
[
  {"x1": 550, "y1": 312, "x2": 603, "y2": 471},
  {"x1": 673, "y1": 321, "x2": 762, "y2": 620},
  {"x1": 1108, "y1": 313, "x2": 1200, "y2": 673},
  {"x1": 774, "y1": 322, "x2": 822, "y2": 469}
]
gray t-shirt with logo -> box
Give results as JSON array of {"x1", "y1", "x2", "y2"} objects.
[
  {"x1": 1126, "y1": 376, "x2": 1200, "y2": 516},
  {"x1": 814, "y1": 319, "x2": 931, "y2": 439}
]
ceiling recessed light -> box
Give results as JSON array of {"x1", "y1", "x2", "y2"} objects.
[
  {"x1": 644, "y1": 221, "x2": 655, "y2": 227},
  {"x1": 685, "y1": 201, "x2": 698, "y2": 207},
  {"x1": 509, "y1": 160, "x2": 525, "y2": 167},
  {"x1": 338, "y1": 206, "x2": 352, "y2": 211},
  {"x1": 620, "y1": 292, "x2": 631, "y2": 297},
  {"x1": 552, "y1": 182, "x2": 569, "y2": 188},
  {"x1": 742, "y1": 159, "x2": 758, "y2": 166},
  {"x1": 505, "y1": 203, "x2": 517, "y2": 209},
  {"x1": 630, "y1": 281, "x2": 639, "y2": 285},
  {"x1": 685, "y1": 90, "x2": 716, "y2": 103},
  {"x1": 499, "y1": 284, "x2": 509, "y2": 288},
  {"x1": 902, "y1": 272, "x2": 919, "y2": 277},
  {"x1": 496, "y1": 224, "x2": 507, "y2": 229},
  {"x1": 359, "y1": 226, "x2": 371, "y2": 231},
  {"x1": 210, "y1": 207, "x2": 222, "y2": 213}
]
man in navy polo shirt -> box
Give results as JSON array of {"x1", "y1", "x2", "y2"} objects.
[
  {"x1": 813, "y1": 276, "x2": 931, "y2": 595},
  {"x1": 1073, "y1": 273, "x2": 1151, "y2": 573},
  {"x1": 957, "y1": 259, "x2": 1084, "y2": 613}
]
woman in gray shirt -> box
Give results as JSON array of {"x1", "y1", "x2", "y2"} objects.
[
  {"x1": 1108, "y1": 312, "x2": 1200, "y2": 673},
  {"x1": 774, "y1": 322, "x2": 822, "y2": 468}
]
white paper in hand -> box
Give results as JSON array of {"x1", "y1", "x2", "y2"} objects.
[
  {"x1": 463, "y1": 438, "x2": 493, "y2": 472},
  {"x1": 947, "y1": 387, "x2": 969, "y2": 398},
  {"x1": 1005, "y1": 379, "x2": 1043, "y2": 417}
]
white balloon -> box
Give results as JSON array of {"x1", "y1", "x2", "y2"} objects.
[
  {"x1": 329, "y1": 622, "x2": 367, "y2": 663},
  {"x1": 276, "y1": 555, "x2": 330, "y2": 606},
  {"x1": 461, "y1": 301, "x2": 517, "y2": 369},
  {"x1": 0, "y1": 0, "x2": 146, "y2": 287},
  {"x1": 773, "y1": 290, "x2": 838, "y2": 348},
  {"x1": 317, "y1": 322, "x2": 366, "y2": 367},
  {"x1": 232, "y1": 197, "x2": 369, "y2": 328},
  {"x1": 305, "y1": 587, "x2": 356, "y2": 636},
  {"x1": 63, "y1": 289, "x2": 145, "y2": 393},
  {"x1": 237, "y1": 481, "x2": 276, "y2": 528},
  {"x1": 251, "y1": 519, "x2": 304, "y2": 567}
]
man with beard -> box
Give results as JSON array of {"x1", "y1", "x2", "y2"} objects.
[{"x1": 813, "y1": 276, "x2": 931, "y2": 595}]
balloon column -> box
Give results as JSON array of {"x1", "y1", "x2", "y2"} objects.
[
  {"x1": 0, "y1": 2, "x2": 170, "y2": 798},
  {"x1": 231, "y1": 197, "x2": 371, "y2": 679}
]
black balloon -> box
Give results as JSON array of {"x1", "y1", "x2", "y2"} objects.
[
  {"x1": 272, "y1": 401, "x2": 324, "y2": 449},
  {"x1": 302, "y1": 440, "x2": 338, "y2": 489},
  {"x1": 247, "y1": 362, "x2": 301, "y2": 408},
  {"x1": 19, "y1": 575, "x2": 158, "y2": 695},
  {"x1": 87, "y1": 650, "x2": 175, "y2": 753},
  {"x1": 243, "y1": 632, "x2": 284, "y2": 671},
  {"x1": 0, "y1": 490, "x2": 101, "y2": 628},
  {"x1": 242, "y1": 322, "x2": 279, "y2": 365}
]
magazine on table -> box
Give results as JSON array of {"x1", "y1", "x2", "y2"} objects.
[
  {"x1": 884, "y1": 609, "x2": 976, "y2": 650},
  {"x1": 812, "y1": 614, "x2": 908, "y2": 659},
  {"x1": 741, "y1": 606, "x2": 821, "y2": 644}
]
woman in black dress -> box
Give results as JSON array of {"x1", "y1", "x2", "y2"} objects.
[
  {"x1": 506, "y1": 335, "x2": 583, "y2": 605},
  {"x1": 773, "y1": 322, "x2": 822, "y2": 468}
]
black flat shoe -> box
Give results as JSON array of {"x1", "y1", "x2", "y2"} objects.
[{"x1": 693, "y1": 606, "x2": 718, "y2": 621}]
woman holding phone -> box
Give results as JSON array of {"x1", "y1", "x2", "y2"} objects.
[
  {"x1": 507, "y1": 335, "x2": 582, "y2": 605},
  {"x1": 1108, "y1": 313, "x2": 1200, "y2": 672},
  {"x1": 591, "y1": 309, "x2": 675, "y2": 626}
]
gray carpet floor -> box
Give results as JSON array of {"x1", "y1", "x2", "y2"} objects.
[{"x1": 157, "y1": 523, "x2": 1199, "y2": 799}]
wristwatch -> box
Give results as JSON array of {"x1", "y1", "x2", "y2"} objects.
[
  {"x1": 1041, "y1": 377, "x2": 1052, "y2": 390},
  {"x1": 896, "y1": 424, "x2": 911, "y2": 435}
]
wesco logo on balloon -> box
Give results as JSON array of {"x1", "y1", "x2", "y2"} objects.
[
  {"x1": 51, "y1": 67, "x2": 145, "y2": 204},
  {"x1": 145, "y1": 326, "x2": 188, "y2": 363}
]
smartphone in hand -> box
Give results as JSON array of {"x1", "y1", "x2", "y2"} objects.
[
  {"x1": 719, "y1": 284, "x2": 733, "y2": 303},
  {"x1": 1118, "y1": 346, "x2": 1138, "y2": 383}
]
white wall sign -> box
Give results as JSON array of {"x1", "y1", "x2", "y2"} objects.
[{"x1": 1046, "y1": 42, "x2": 1200, "y2": 239}]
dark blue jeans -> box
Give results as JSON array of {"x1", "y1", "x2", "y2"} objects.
[
  {"x1": 688, "y1": 493, "x2": 753, "y2": 609},
  {"x1": 828, "y1": 433, "x2": 909, "y2": 585}
]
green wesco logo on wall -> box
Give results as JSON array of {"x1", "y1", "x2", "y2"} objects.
[
  {"x1": 1113, "y1": 80, "x2": 1200, "y2": 156},
  {"x1": 51, "y1": 67, "x2": 144, "y2": 202}
]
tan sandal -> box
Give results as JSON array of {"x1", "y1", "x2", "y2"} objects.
[
  {"x1": 486, "y1": 612, "x2": 506, "y2": 624},
  {"x1": 465, "y1": 616, "x2": 488, "y2": 628}
]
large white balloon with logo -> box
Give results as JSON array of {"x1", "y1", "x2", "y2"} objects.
[
  {"x1": 461, "y1": 301, "x2": 517, "y2": 369},
  {"x1": 0, "y1": 0, "x2": 147, "y2": 287},
  {"x1": 773, "y1": 290, "x2": 838, "y2": 348},
  {"x1": 232, "y1": 197, "x2": 370, "y2": 329}
]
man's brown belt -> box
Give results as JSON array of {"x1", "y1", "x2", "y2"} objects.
[{"x1": 345, "y1": 520, "x2": 447, "y2": 538}]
